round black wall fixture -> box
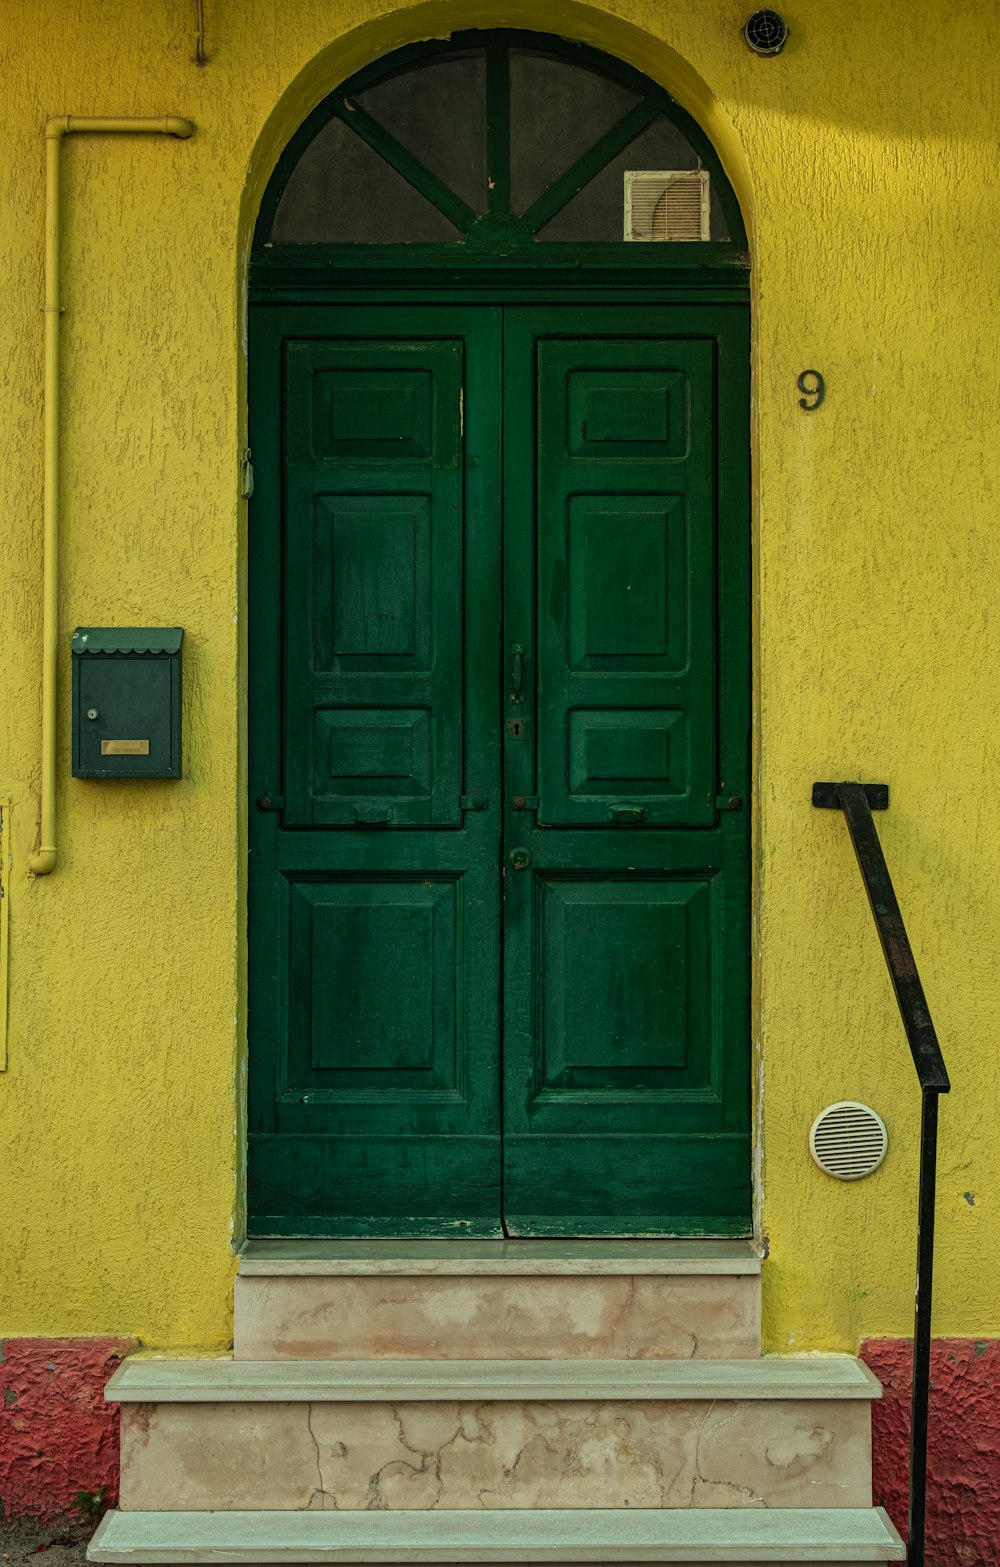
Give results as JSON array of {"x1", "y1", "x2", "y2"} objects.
[{"x1": 742, "y1": 9, "x2": 789, "y2": 56}]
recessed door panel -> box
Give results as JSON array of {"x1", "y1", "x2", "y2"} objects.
[
  {"x1": 537, "y1": 876, "x2": 712, "y2": 1087},
  {"x1": 284, "y1": 339, "x2": 463, "y2": 828},
  {"x1": 316, "y1": 495, "x2": 431, "y2": 668},
  {"x1": 310, "y1": 367, "x2": 434, "y2": 459},
  {"x1": 284, "y1": 874, "x2": 461, "y2": 1090},
  {"x1": 535, "y1": 338, "x2": 717, "y2": 830},
  {"x1": 567, "y1": 497, "x2": 687, "y2": 670},
  {"x1": 565, "y1": 367, "x2": 690, "y2": 458}
]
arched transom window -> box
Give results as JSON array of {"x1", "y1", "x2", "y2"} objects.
[{"x1": 255, "y1": 32, "x2": 746, "y2": 257}]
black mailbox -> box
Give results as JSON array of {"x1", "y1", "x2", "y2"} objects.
[{"x1": 72, "y1": 628, "x2": 183, "y2": 779}]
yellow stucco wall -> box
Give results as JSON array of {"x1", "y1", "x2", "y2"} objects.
[{"x1": 1, "y1": 0, "x2": 997, "y2": 1353}]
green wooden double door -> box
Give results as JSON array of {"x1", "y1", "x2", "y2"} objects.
[{"x1": 248, "y1": 301, "x2": 751, "y2": 1237}]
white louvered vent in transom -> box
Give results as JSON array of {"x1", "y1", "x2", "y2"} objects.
[
  {"x1": 810, "y1": 1101, "x2": 888, "y2": 1182},
  {"x1": 624, "y1": 169, "x2": 711, "y2": 242}
]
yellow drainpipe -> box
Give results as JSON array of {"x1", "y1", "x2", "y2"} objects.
[{"x1": 30, "y1": 116, "x2": 194, "y2": 876}]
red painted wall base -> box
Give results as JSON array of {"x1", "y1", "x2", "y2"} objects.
[
  {"x1": 2, "y1": 1331, "x2": 997, "y2": 1552},
  {"x1": 861, "y1": 1337, "x2": 1000, "y2": 1567},
  {"x1": 0, "y1": 1338, "x2": 134, "y2": 1519}
]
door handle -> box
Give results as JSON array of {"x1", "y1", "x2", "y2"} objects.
[
  {"x1": 508, "y1": 847, "x2": 531, "y2": 871},
  {"x1": 510, "y1": 644, "x2": 525, "y2": 704},
  {"x1": 351, "y1": 804, "x2": 393, "y2": 824},
  {"x1": 608, "y1": 804, "x2": 647, "y2": 824}
]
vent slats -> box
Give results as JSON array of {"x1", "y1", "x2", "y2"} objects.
[
  {"x1": 624, "y1": 170, "x2": 711, "y2": 242},
  {"x1": 810, "y1": 1102, "x2": 888, "y2": 1181}
]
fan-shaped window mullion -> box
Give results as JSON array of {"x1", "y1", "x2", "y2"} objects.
[
  {"x1": 536, "y1": 113, "x2": 730, "y2": 243},
  {"x1": 355, "y1": 50, "x2": 487, "y2": 212},
  {"x1": 333, "y1": 95, "x2": 478, "y2": 233},
  {"x1": 271, "y1": 118, "x2": 463, "y2": 243},
  {"x1": 521, "y1": 95, "x2": 661, "y2": 235}
]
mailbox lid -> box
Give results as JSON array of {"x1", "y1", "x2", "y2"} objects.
[
  {"x1": 71, "y1": 628, "x2": 183, "y2": 657},
  {"x1": 72, "y1": 627, "x2": 183, "y2": 780}
]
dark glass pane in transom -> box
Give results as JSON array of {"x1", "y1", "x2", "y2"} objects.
[
  {"x1": 536, "y1": 115, "x2": 731, "y2": 242},
  {"x1": 356, "y1": 51, "x2": 488, "y2": 215},
  {"x1": 271, "y1": 117, "x2": 462, "y2": 244},
  {"x1": 509, "y1": 48, "x2": 641, "y2": 216}
]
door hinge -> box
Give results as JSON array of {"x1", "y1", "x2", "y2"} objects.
[
  {"x1": 460, "y1": 795, "x2": 488, "y2": 811},
  {"x1": 241, "y1": 447, "x2": 255, "y2": 499},
  {"x1": 511, "y1": 795, "x2": 539, "y2": 811}
]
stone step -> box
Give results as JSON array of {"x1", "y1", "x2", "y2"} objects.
[
  {"x1": 234, "y1": 1241, "x2": 761, "y2": 1360},
  {"x1": 88, "y1": 1506, "x2": 907, "y2": 1563},
  {"x1": 106, "y1": 1355, "x2": 878, "y2": 1403},
  {"x1": 107, "y1": 1357, "x2": 878, "y2": 1513}
]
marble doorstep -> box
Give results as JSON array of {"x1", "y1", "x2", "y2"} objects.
[
  {"x1": 88, "y1": 1507, "x2": 906, "y2": 1562},
  {"x1": 237, "y1": 1240, "x2": 762, "y2": 1276},
  {"x1": 106, "y1": 1357, "x2": 880, "y2": 1402}
]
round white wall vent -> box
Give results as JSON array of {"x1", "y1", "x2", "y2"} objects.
[{"x1": 810, "y1": 1102, "x2": 888, "y2": 1181}]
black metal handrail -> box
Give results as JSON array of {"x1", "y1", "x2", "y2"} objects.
[{"x1": 813, "y1": 781, "x2": 950, "y2": 1567}]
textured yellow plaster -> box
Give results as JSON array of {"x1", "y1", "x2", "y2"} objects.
[{"x1": 0, "y1": 0, "x2": 997, "y2": 1351}]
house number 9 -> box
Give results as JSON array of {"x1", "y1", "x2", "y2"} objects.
[{"x1": 797, "y1": 369, "x2": 825, "y2": 411}]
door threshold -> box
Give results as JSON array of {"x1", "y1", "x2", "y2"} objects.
[{"x1": 237, "y1": 1237, "x2": 761, "y2": 1276}]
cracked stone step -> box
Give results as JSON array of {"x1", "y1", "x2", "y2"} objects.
[
  {"x1": 106, "y1": 1358, "x2": 879, "y2": 1513},
  {"x1": 88, "y1": 1506, "x2": 906, "y2": 1563},
  {"x1": 234, "y1": 1241, "x2": 761, "y2": 1361}
]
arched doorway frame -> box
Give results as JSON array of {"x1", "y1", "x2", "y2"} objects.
[{"x1": 234, "y1": 0, "x2": 760, "y2": 1243}]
